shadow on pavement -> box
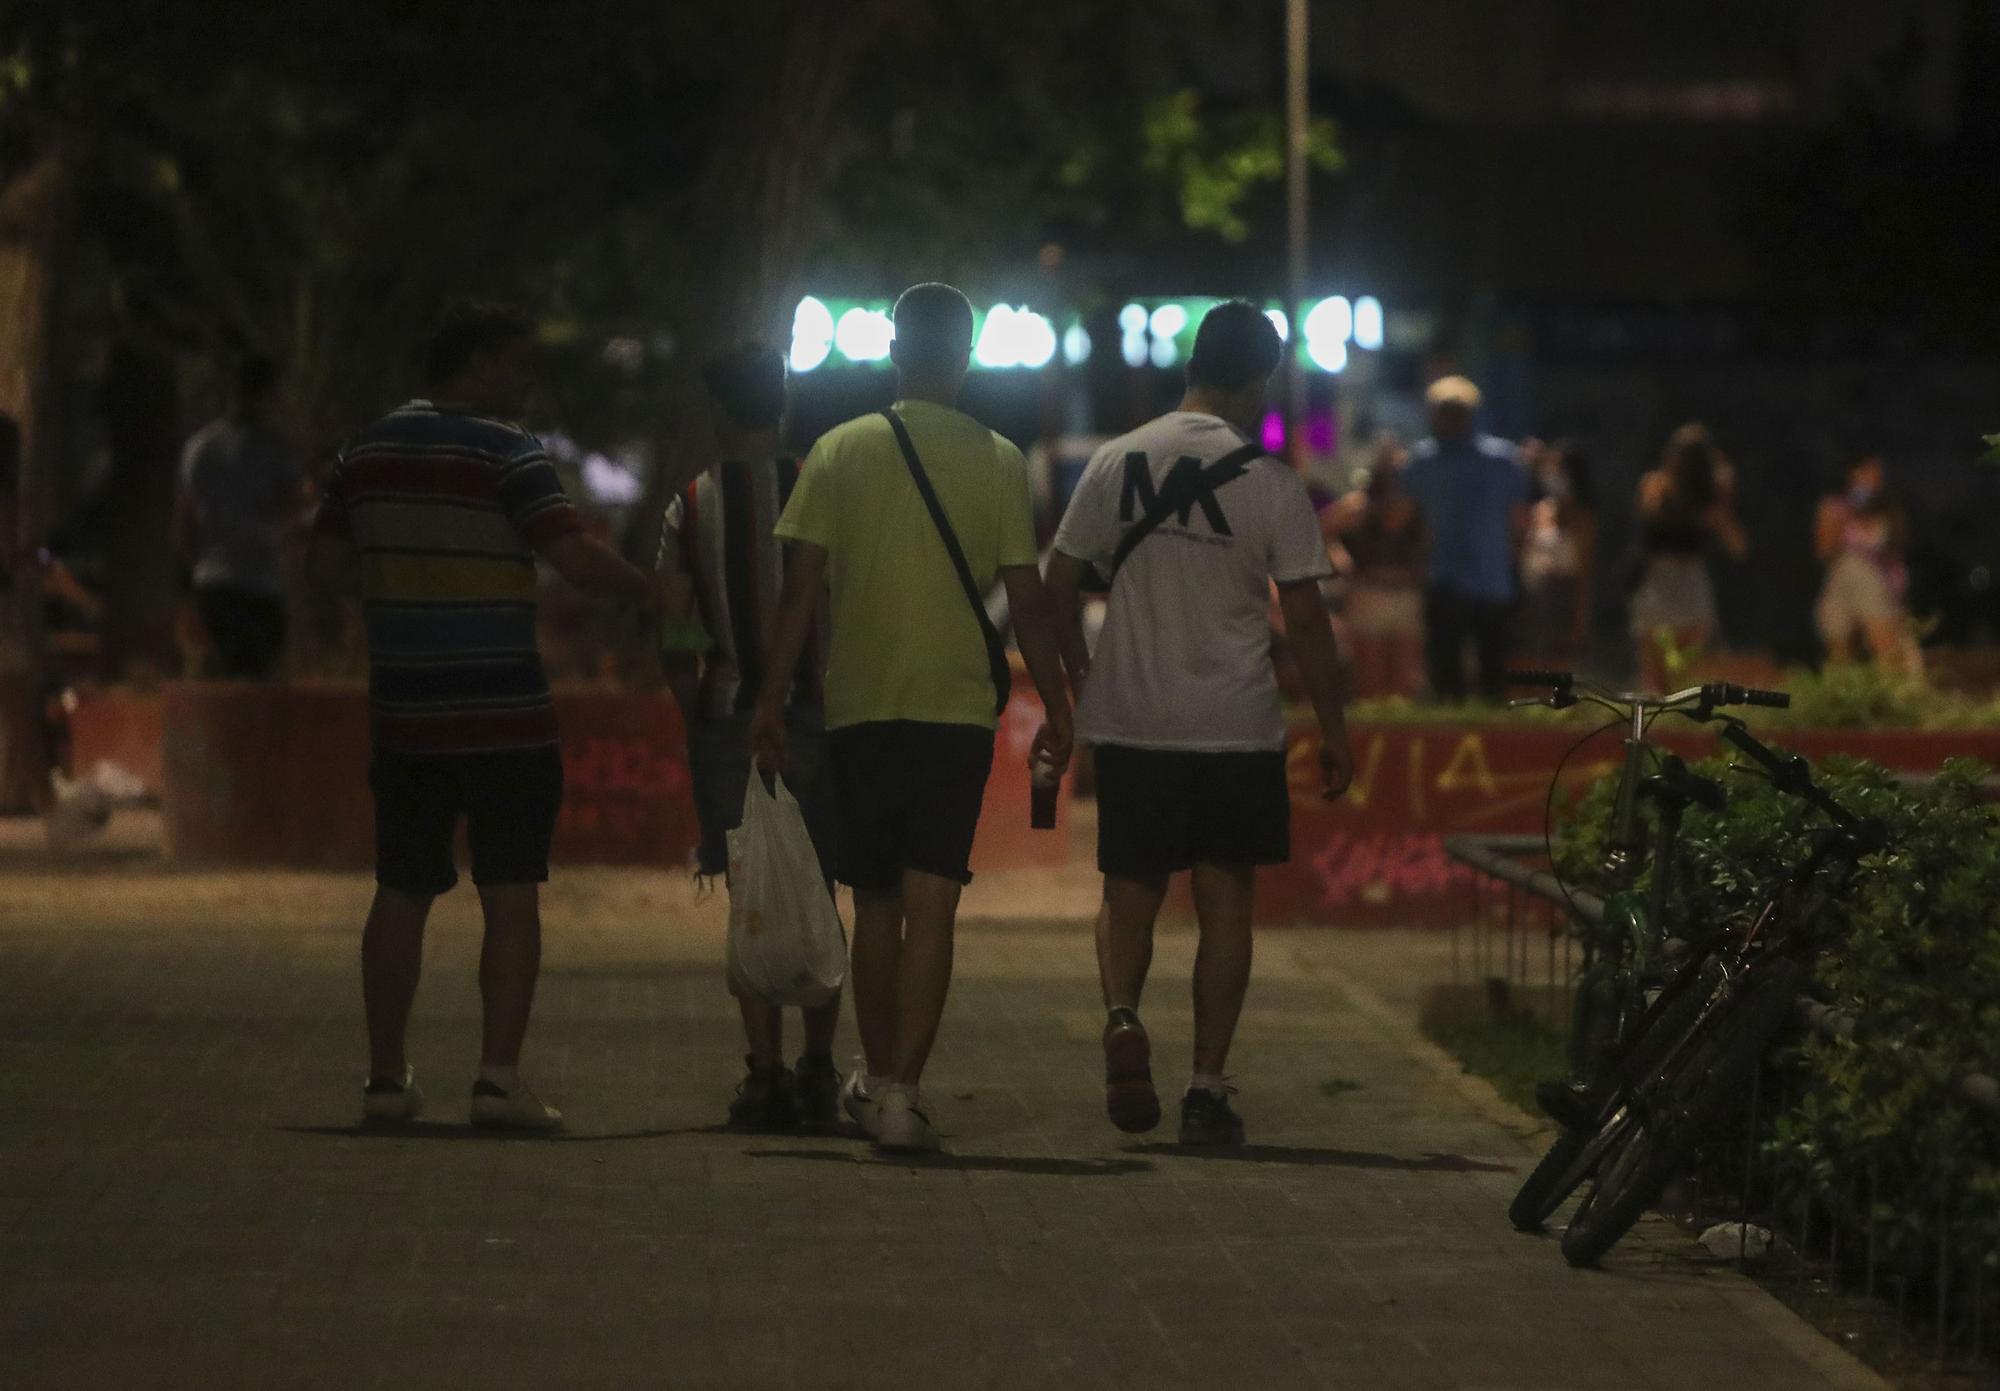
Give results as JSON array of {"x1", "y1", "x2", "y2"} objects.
[
  {"x1": 277, "y1": 1122, "x2": 736, "y2": 1143},
  {"x1": 1124, "y1": 1142, "x2": 1513, "y2": 1173},
  {"x1": 747, "y1": 1148, "x2": 1154, "y2": 1177}
]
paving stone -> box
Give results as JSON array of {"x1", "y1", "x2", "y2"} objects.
[{"x1": 0, "y1": 851, "x2": 1887, "y2": 1390}]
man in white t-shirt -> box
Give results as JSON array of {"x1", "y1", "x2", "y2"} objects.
[{"x1": 1046, "y1": 301, "x2": 1354, "y2": 1146}]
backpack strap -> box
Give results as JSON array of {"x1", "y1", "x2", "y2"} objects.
[
  {"x1": 1107, "y1": 442, "x2": 1271, "y2": 581},
  {"x1": 880, "y1": 410, "x2": 1011, "y2": 718}
]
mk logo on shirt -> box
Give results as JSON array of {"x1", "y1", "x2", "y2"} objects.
[{"x1": 1118, "y1": 453, "x2": 1232, "y2": 535}]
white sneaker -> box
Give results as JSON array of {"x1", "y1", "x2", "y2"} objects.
[
  {"x1": 842, "y1": 1068, "x2": 882, "y2": 1139},
  {"x1": 362, "y1": 1065, "x2": 423, "y2": 1123},
  {"x1": 875, "y1": 1085, "x2": 939, "y2": 1154},
  {"x1": 470, "y1": 1079, "x2": 564, "y2": 1132}
]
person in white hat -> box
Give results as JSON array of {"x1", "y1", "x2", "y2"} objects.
[{"x1": 1400, "y1": 376, "x2": 1530, "y2": 702}]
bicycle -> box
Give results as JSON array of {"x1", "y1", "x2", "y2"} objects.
[
  {"x1": 1501, "y1": 672, "x2": 1881, "y2": 1265},
  {"x1": 1504, "y1": 671, "x2": 1768, "y2": 1232}
]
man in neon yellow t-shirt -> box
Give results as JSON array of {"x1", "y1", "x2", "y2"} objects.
[{"x1": 751, "y1": 283, "x2": 1074, "y2": 1153}]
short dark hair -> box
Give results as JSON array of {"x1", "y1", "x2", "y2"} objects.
[
  {"x1": 702, "y1": 342, "x2": 787, "y2": 430},
  {"x1": 235, "y1": 354, "x2": 279, "y2": 403},
  {"x1": 891, "y1": 283, "x2": 975, "y2": 377},
  {"x1": 426, "y1": 299, "x2": 534, "y2": 386},
  {"x1": 1188, "y1": 300, "x2": 1283, "y2": 393}
]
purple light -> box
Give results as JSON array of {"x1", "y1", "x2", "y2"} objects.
[
  {"x1": 1261, "y1": 411, "x2": 1287, "y2": 453},
  {"x1": 1307, "y1": 409, "x2": 1337, "y2": 454}
]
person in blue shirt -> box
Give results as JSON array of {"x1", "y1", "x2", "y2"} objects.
[{"x1": 1399, "y1": 376, "x2": 1530, "y2": 703}]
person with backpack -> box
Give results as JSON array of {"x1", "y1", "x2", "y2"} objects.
[
  {"x1": 749, "y1": 283, "x2": 1074, "y2": 1153},
  {"x1": 657, "y1": 342, "x2": 845, "y2": 1133},
  {"x1": 1045, "y1": 301, "x2": 1354, "y2": 1146}
]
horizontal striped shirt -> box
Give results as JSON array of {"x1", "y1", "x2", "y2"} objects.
[
  {"x1": 658, "y1": 457, "x2": 824, "y2": 721},
  {"x1": 312, "y1": 401, "x2": 581, "y2": 754}
]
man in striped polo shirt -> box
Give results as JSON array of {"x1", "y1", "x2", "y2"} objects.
[
  {"x1": 307, "y1": 300, "x2": 656, "y2": 1131},
  {"x1": 658, "y1": 342, "x2": 843, "y2": 1132}
]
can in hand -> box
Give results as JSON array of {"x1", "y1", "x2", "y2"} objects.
[{"x1": 1030, "y1": 752, "x2": 1061, "y2": 830}]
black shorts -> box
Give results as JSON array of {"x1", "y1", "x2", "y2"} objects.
[
  {"x1": 828, "y1": 720, "x2": 995, "y2": 891},
  {"x1": 196, "y1": 586, "x2": 287, "y2": 680},
  {"x1": 1094, "y1": 744, "x2": 1290, "y2": 879},
  {"x1": 370, "y1": 746, "x2": 565, "y2": 896}
]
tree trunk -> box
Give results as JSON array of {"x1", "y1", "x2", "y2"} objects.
[
  {"x1": 98, "y1": 340, "x2": 182, "y2": 676},
  {"x1": 0, "y1": 149, "x2": 73, "y2": 592},
  {"x1": 0, "y1": 148, "x2": 74, "y2": 810},
  {"x1": 626, "y1": 0, "x2": 910, "y2": 559}
]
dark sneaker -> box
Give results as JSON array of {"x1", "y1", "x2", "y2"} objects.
[
  {"x1": 1178, "y1": 1087, "x2": 1246, "y2": 1147},
  {"x1": 1102, "y1": 1007, "x2": 1161, "y2": 1133},
  {"x1": 727, "y1": 1058, "x2": 798, "y2": 1132},
  {"x1": 794, "y1": 1054, "x2": 843, "y2": 1134}
]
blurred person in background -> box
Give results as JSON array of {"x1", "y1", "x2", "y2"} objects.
[
  {"x1": 1814, "y1": 451, "x2": 1918, "y2": 675},
  {"x1": 1517, "y1": 440, "x2": 1598, "y2": 666},
  {"x1": 175, "y1": 355, "x2": 306, "y2": 679},
  {"x1": 657, "y1": 342, "x2": 845, "y2": 1133},
  {"x1": 1336, "y1": 435, "x2": 1425, "y2": 699},
  {"x1": 1401, "y1": 376, "x2": 1529, "y2": 703},
  {"x1": 1629, "y1": 423, "x2": 1747, "y2": 693}
]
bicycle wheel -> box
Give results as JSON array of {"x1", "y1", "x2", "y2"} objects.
[
  {"x1": 1509, "y1": 970, "x2": 1714, "y2": 1232},
  {"x1": 1509, "y1": 1128, "x2": 1597, "y2": 1231},
  {"x1": 1559, "y1": 956, "x2": 1806, "y2": 1268}
]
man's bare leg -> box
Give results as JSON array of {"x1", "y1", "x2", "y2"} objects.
[
  {"x1": 801, "y1": 995, "x2": 841, "y2": 1058},
  {"x1": 1099, "y1": 875, "x2": 1169, "y2": 1010},
  {"x1": 362, "y1": 887, "x2": 432, "y2": 1080},
  {"x1": 890, "y1": 869, "x2": 963, "y2": 1085},
  {"x1": 738, "y1": 995, "x2": 784, "y2": 1071},
  {"x1": 475, "y1": 884, "x2": 542, "y2": 1070},
  {"x1": 849, "y1": 887, "x2": 904, "y2": 1081},
  {"x1": 1189, "y1": 863, "x2": 1255, "y2": 1077},
  {"x1": 1099, "y1": 874, "x2": 1169, "y2": 1132}
]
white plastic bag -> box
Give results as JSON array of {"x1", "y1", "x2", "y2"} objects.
[{"x1": 725, "y1": 772, "x2": 846, "y2": 1005}]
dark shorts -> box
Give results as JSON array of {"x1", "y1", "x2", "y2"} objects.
[
  {"x1": 370, "y1": 746, "x2": 564, "y2": 896},
  {"x1": 1094, "y1": 744, "x2": 1291, "y2": 879},
  {"x1": 196, "y1": 586, "x2": 286, "y2": 680},
  {"x1": 828, "y1": 720, "x2": 995, "y2": 891},
  {"x1": 687, "y1": 708, "x2": 837, "y2": 884}
]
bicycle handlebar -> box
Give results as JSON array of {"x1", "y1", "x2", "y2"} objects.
[
  {"x1": 1508, "y1": 672, "x2": 1791, "y2": 716},
  {"x1": 1719, "y1": 721, "x2": 1862, "y2": 830},
  {"x1": 1506, "y1": 670, "x2": 1573, "y2": 689},
  {"x1": 1714, "y1": 683, "x2": 1791, "y2": 710}
]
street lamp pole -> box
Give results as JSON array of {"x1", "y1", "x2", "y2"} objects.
[{"x1": 1284, "y1": 0, "x2": 1310, "y2": 453}]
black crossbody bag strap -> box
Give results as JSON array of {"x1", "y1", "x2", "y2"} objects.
[
  {"x1": 1107, "y1": 442, "x2": 1271, "y2": 580},
  {"x1": 881, "y1": 410, "x2": 1011, "y2": 718}
]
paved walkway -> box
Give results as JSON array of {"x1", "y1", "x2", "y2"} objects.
[{"x1": 0, "y1": 829, "x2": 1884, "y2": 1390}]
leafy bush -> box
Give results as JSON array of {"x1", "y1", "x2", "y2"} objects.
[{"x1": 1552, "y1": 748, "x2": 2000, "y2": 1265}]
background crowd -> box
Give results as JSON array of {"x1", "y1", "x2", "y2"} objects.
[{"x1": 145, "y1": 364, "x2": 1934, "y2": 711}]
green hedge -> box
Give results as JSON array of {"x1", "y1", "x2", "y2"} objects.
[{"x1": 1553, "y1": 752, "x2": 2000, "y2": 1267}]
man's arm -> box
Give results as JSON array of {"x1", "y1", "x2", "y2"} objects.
[
  {"x1": 1000, "y1": 563, "x2": 1074, "y2": 773},
  {"x1": 1040, "y1": 550, "x2": 1094, "y2": 695},
  {"x1": 747, "y1": 540, "x2": 829, "y2": 771},
  {"x1": 540, "y1": 532, "x2": 657, "y2": 610},
  {"x1": 1276, "y1": 578, "x2": 1354, "y2": 799}
]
